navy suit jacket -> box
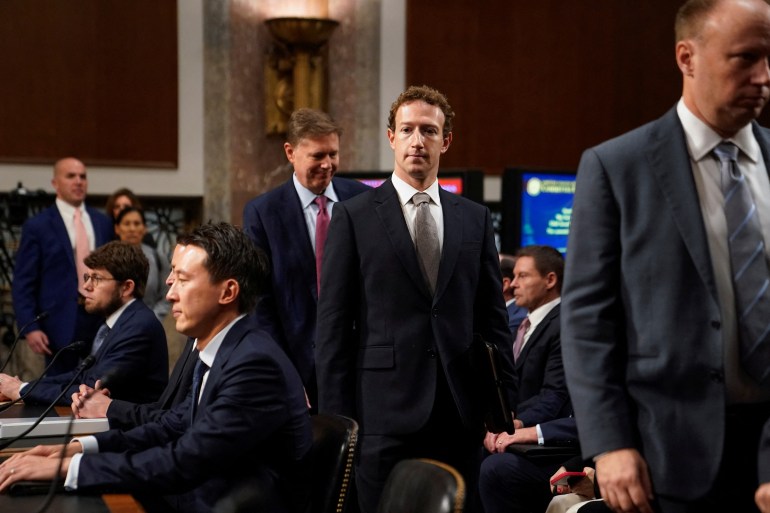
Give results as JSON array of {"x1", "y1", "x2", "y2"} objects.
[
  {"x1": 562, "y1": 106, "x2": 770, "y2": 499},
  {"x1": 12, "y1": 204, "x2": 113, "y2": 360},
  {"x1": 77, "y1": 317, "x2": 313, "y2": 513},
  {"x1": 106, "y1": 337, "x2": 197, "y2": 430},
  {"x1": 24, "y1": 299, "x2": 168, "y2": 406},
  {"x1": 513, "y1": 304, "x2": 571, "y2": 427},
  {"x1": 539, "y1": 417, "x2": 578, "y2": 445},
  {"x1": 242, "y1": 176, "x2": 369, "y2": 393},
  {"x1": 316, "y1": 180, "x2": 513, "y2": 436}
]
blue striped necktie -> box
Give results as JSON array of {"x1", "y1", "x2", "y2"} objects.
[{"x1": 714, "y1": 142, "x2": 770, "y2": 384}]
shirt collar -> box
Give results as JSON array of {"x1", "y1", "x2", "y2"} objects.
[
  {"x1": 196, "y1": 314, "x2": 246, "y2": 368},
  {"x1": 292, "y1": 173, "x2": 339, "y2": 209},
  {"x1": 677, "y1": 98, "x2": 760, "y2": 163},
  {"x1": 104, "y1": 298, "x2": 136, "y2": 329},
  {"x1": 391, "y1": 172, "x2": 442, "y2": 207},
  {"x1": 527, "y1": 296, "x2": 561, "y2": 328},
  {"x1": 55, "y1": 198, "x2": 86, "y2": 218}
]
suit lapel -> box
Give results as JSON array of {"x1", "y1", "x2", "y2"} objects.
[
  {"x1": 96, "y1": 300, "x2": 140, "y2": 357},
  {"x1": 276, "y1": 180, "x2": 317, "y2": 297},
  {"x1": 48, "y1": 207, "x2": 77, "y2": 270},
  {"x1": 647, "y1": 108, "x2": 718, "y2": 301},
  {"x1": 374, "y1": 180, "x2": 432, "y2": 297},
  {"x1": 515, "y1": 304, "x2": 559, "y2": 372},
  {"x1": 196, "y1": 317, "x2": 251, "y2": 411}
]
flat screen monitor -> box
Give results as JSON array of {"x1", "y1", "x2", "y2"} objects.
[
  {"x1": 501, "y1": 168, "x2": 577, "y2": 255},
  {"x1": 340, "y1": 170, "x2": 485, "y2": 204}
]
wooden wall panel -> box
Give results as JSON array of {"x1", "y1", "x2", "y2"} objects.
[
  {"x1": 0, "y1": 0, "x2": 178, "y2": 167},
  {"x1": 405, "y1": 1, "x2": 770, "y2": 173}
]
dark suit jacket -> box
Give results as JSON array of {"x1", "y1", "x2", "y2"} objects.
[
  {"x1": 513, "y1": 304, "x2": 570, "y2": 427},
  {"x1": 106, "y1": 337, "x2": 197, "y2": 430},
  {"x1": 23, "y1": 300, "x2": 168, "y2": 406},
  {"x1": 507, "y1": 302, "x2": 527, "y2": 334},
  {"x1": 316, "y1": 180, "x2": 513, "y2": 435},
  {"x1": 77, "y1": 317, "x2": 313, "y2": 513},
  {"x1": 539, "y1": 416, "x2": 578, "y2": 445},
  {"x1": 242, "y1": 176, "x2": 369, "y2": 394},
  {"x1": 12, "y1": 204, "x2": 113, "y2": 362},
  {"x1": 561, "y1": 106, "x2": 770, "y2": 499}
]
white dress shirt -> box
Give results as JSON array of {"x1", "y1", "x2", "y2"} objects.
[{"x1": 390, "y1": 172, "x2": 444, "y2": 250}]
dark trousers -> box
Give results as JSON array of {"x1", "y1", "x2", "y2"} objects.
[
  {"x1": 478, "y1": 451, "x2": 562, "y2": 513},
  {"x1": 355, "y1": 366, "x2": 483, "y2": 513}
]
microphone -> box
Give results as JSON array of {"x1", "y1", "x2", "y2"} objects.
[
  {"x1": 0, "y1": 355, "x2": 96, "y2": 451},
  {"x1": 0, "y1": 341, "x2": 87, "y2": 414},
  {"x1": 0, "y1": 311, "x2": 49, "y2": 373}
]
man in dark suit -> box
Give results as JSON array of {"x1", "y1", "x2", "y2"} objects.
[
  {"x1": 501, "y1": 256, "x2": 527, "y2": 334},
  {"x1": 562, "y1": 1, "x2": 770, "y2": 511},
  {"x1": 70, "y1": 337, "x2": 197, "y2": 430},
  {"x1": 316, "y1": 85, "x2": 513, "y2": 513},
  {"x1": 0, "y1": 241, "x2": 168, "y2": 406},
  {"x1": 480, "y1": 245, "x2": 571, "y2": 513},
  {"x1": 12, "y1": 157, "x2": 113, "y2": 374},
  {"x1": 0, "y1": 223, "x2": 312, "y2": 513},
  {"x1": 243, "y1": 108, "x2": 368, "y2": 409}
]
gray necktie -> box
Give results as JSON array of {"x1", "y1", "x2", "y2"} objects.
[
  {"x1": 412, "y1": 192, "x2": 440, "y2": 294},
  {"x1": 91, "y1": 323, "x2": 110, "y2": 356},
  {"x1": 714, "y1": 142, "x2": 770, "y2": 384}
]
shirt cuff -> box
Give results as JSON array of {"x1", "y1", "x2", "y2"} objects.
[
  {"x1": 74, "y1": 436, "x2": 99, "y2": 454},
  {"x1": 536, "y1": 424, "x2": 545, "y2": 445},
  {"x1": 64, "y1": 453, "x2": 82, "y2": 490}
]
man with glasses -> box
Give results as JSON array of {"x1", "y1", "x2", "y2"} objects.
[{"x1": 0, "y1": 241, "x2": 168, "y2": 405}]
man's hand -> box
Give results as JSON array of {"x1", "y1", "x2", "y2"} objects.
[
  {"x1": 24, "y1": 330, "x2": 51, "y2": 356},
  {"x1": 0, "y1": 454, "x2": 70, "y2": 492},
  {"x1": 483, "y1": 431, "x2": 500, "y2": 453},
  {"x1": 757, "y1": 482, "x2": 770, "y2": 513},
  {"x1": 595, "y1": 448, "x2": 654, "y2": 513},
  {"x1": 71, "y1": 382, "x2": 112, "y2": 419},
  {"x1": 491, "y1": 426, "x2": 538, "y2": 453},
  {"x1": 0, "y1": 373, "x2": 22, "y2": 401}
]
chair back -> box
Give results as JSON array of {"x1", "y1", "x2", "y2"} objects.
[
  {"x1": 376, "y1": 458, "x2": 465, "y2": 513},
  {"x1": 310, "y1": 414, "x2": 359, "y2": 513}
]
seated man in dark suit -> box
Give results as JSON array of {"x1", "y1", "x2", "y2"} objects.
[
  {"x1": 0, "y1": 241, "x2": 168, "y2": 406},
  {"x1": 70, "y1": 337, "x2": 197, "y2": 430},
  {"x1": 0, "y1": 223, "x2": 313, "y2": 513},
  {"x1": 480, "y1": 245, "x2": 571, "y2": 513}
]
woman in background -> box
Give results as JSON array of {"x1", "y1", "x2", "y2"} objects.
[
  {"x1": 114, "y1": 207, "x2": 170, "y2": 320},
  {"x1": 105, "y1": 188, "x2": 142, "y2": 223}
]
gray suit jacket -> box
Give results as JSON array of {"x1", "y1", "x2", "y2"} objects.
[{"x1": 562, "y1": 106, "x2": 770, "y2": 500}]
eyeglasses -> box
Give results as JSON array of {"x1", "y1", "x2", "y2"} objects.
[{"x1": 83, "y1": 274, "x2": 118, "y2": 287}]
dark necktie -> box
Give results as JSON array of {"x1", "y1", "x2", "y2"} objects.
[
  {"x1": 314, "y1": 195, "x2": 330, "y2": 295},
  {"x1": 91, "y1": 323, "x2": 110, "y2": 356},
  {"x1": 714, "y1": 142, "x2": 770, "y2": 384},
  {"x1": 412, "y1": 192, "x2": 440, "y2": 294},
  {"x1": 190, "y1": 358, "x2": 209, "y2": 425},
  {"x1": 513, "y1": 317, "x2": 531, "y2": 362}
]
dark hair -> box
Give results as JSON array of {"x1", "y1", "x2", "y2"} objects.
[
  {"x1": 84, "y1": 241, "x2": 149, "y2": 298},
  {"x1": 175, "y1": 222, "x2": 268, "y2": 313},
  {"x1": 286, "y1": 108, "x2": 343, "y2": 147},
  {"x1": 500, "y1": 257, "x2": 516, "y2": 280},
  {"x1": 514, "y1": 245, "x2": 564, "y2": 293},
  {"x1": 114, "y1": 206, "x2": 147, "y2": 226},
  {"x1": 388, "y1": 85, "x2": 455, "y2": 138},
  {"x1": 105, "y1": 188, "x2": 142, "y2": 220}
]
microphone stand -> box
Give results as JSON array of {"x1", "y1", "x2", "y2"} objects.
[
  {"x1": 0, "y1": 342, "x2": 86, "y2": 414},
  {"x1": 0, "y1": 356, "x2": 95, "y2": 451},
  {"x1": 0, "y1": 311, "x2": 49, "y2": 374}
]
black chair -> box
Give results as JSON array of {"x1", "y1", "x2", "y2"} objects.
[
  {"x1": 310, "y1": 414, "x2": 359, "y2": 513},
  {"x1": 376, "y1": 458, "x2": 465, "y2": 513}
]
